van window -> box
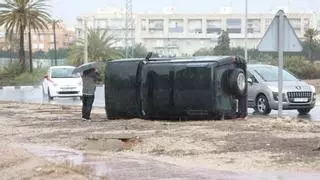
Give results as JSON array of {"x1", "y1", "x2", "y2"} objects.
[{"x1": 176, "y1": 66, "x2": 211, "y2": 90}]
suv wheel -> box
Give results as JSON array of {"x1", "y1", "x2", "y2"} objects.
[
  {"x1": 297, "y1": 108, "x2": 311, "y2": 115},
  {"x1": 255, "y1": 95, "x2": 271, "y2": 115},
  {"x1": 228, "y1": 68, "x2": 246, "y2": 96}
]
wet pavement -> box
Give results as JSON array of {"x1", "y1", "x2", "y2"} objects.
[
  {"x1": 0, "y1": 85, "x2": 320, "y2": 121},
  {"x1": 19, "y1": 144, "x2": 320, "y2": 180}
]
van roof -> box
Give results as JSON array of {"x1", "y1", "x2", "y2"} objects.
[{"x1": 110, "y1": 56, "x2": 236, "y2": 63}]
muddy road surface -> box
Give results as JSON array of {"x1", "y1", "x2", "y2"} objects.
[{"x1": 0, "y1": 101, "x2": 320, "y2": 179}]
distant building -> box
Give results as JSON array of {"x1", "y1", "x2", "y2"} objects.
[
  {"x1": 0, "y1": 22, "x2": 76, "y2": 52},
  {"x1": 76, "y1": 7, "x2": 320, "y2": 57},
  {"x1": 27, "y1": 22, "x2": 76, "y2": 52}
]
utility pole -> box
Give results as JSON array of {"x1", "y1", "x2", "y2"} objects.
[
  {"x1": 84, "y1": 17, "x2": 88, "y2": 63},
  {"x1": 244, "y1": 0, "x2": 248, "y2": 62},
  {"x1": 125, "y1": 0, "x2": 134, "y2": 58},
  {"x1": 52, "y1": 20, "x2": 61, "y2": 66}
]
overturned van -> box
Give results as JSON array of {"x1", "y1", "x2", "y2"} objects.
[{"x1": 105, "y1": 55, "x2": 247, "y2": 120}]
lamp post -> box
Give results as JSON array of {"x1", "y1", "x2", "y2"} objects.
[
  {"x1": 244, "y1": 0, "x2": 248, "y2": 62},
  {"x1": 83, "y1": 17, "x2": 88, "y2": 63},
  {"x1": 52, "y1": 19, "x2": 62, "y2": 66}
]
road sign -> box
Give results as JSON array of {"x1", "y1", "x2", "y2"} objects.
[
  {"x1": 258, "y1": 11, "x2": 302, "y2": 52},
  {"x1": 257, "y1": 10, "x2": 303, "y2": 118}
]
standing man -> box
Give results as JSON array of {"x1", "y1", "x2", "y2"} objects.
[{"x1": 81, "y1": 68, "x2": 101, "y2": 121}]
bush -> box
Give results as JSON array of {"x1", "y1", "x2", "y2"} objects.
[
  {"x1": 9, "y1": 68, "x2": 47, "y2": 86},
  {"x1": 4, "y1": 61, "x2": 23, "y2": 77},
  {"x1": 283, "y1": 56, "x2": 320, "y2": 79}
]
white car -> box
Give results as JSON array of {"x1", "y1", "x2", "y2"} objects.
[{"x1": 42, "y1": 66, "x2": 83, "y2": 100}]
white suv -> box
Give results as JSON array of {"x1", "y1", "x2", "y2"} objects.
[{"x1": 42, "y1": 66, "x2": 83, "y2": 100}]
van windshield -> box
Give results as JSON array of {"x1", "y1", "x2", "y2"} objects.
[
  {"x1": 254, "y1": 66, "x2": 297, "y2": 81},
  {"x1": 51, "y1": 68, "x2": 80, "y2": 78}
]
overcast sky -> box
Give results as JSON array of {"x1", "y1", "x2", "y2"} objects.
[{"x1": 2, "y1": 0, "x2": 320, "y2": 28}]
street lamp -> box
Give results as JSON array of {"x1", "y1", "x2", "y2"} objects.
[
  {"x1": 244, "y1": 0, "x2": 248, "y2": 62},
  {"x1": 52, "y1": 19, "x2": 62, "y2": 66},
  {"x1": 83, "y1": 17, "x2": 88, "y2": 63}
]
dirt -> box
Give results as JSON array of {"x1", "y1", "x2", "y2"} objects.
[{"x1": 0, "y1": 101, "x2": 320, "y2": 179}]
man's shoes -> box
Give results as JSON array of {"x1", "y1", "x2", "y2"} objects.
[{"x1": 82, "y1": 118, "x2": 91, "y2": 122}]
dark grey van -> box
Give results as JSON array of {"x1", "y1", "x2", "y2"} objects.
[{"x1": 105, "y1": 55, "x2": 247, "y2": 120}]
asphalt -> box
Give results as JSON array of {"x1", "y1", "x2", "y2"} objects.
[{"x1": 0, "y1": 85, "x2": 319, "y2": 121}]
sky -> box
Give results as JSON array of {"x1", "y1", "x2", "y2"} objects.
[{"x1": 2, "y1": 0, "x2": 320, "y2": 28}]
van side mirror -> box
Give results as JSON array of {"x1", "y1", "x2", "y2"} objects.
[{"x1": 248, "y1": 77, "x2": 253, "y2": 85}]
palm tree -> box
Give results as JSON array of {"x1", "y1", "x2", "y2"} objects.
[
  {"x1": 304, "y1": 28, "x2": 319, "y2": 62},
  {"x1": 0, "y1": 0, "x2": 51, "y2": 72},
  {"x1": 68, "y1": 29, "x2": 121, "y2": 65}
]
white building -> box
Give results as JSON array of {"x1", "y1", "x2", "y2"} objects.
[{"x1": 76, "y1": 7, "x2": 320, "y2": 57}]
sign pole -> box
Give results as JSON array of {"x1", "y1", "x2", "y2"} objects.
[{"x1": 278, "y1": 11, "x2": 284, "y2": 117}]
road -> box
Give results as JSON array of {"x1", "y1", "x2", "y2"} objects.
[{"x1": 0, "y1": 85, "x2": 320, "y2": 121}]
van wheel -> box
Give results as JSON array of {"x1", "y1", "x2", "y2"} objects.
[
  {"x1": 228, "y1": 68, "x2": 246, "y2": 96},
  {"x1": 297, "y1": 108, "x2": 311, "y2": 115},
  {"x1": 255, "y1": 95, "x2": 271, "y2": 115}
]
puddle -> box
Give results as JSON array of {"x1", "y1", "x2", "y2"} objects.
[{"x1": 15, "y1": 144, "x2": 320, "y2": 180}]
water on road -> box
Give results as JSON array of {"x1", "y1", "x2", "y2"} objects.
[{"x1": 0, "y1": 85, "x2": 319, "y2": 121}]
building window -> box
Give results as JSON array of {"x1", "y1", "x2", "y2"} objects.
[
  {"x1": 96, "y1": 19, "x2": 106, "y2": 29},
  {"x1": 141, "y1": 19, "x2": 147, "y2": 31},
  {"x1": 188, "y1": 19, "x2": 202, "y2": 34},
  {"x1": 148, "y1": 19, "x2": 164, "y2": 33},
  {"x1": 50, "y1": 43, "x2": 54, "y2": 49},
  {"x1": 227, "y1": 19, "x2": 241, "y2": 34},
  {"x1": 50, "y1": 35, "x2": 54, "y2": 42},
  {"x1": 39, "y1": 43, "x2": 44, "y2": 50},
  {"x1": 289, "y1": 18, "x2": 301, "y2": 35},
  {"x1": 265, "y1": 18, "x2": 272, "y2": 29},
  {"x1": 39, "y1": 34, "x2": 44, "y2": 41},
  {"x1": 304, "y1": 18, "x2": 310, "y2": 31},
  {"x1": 87, "y1": 20, "x2": 94, "y2": 28},
  {"x1": 169, "y1": 19, "x2": 184, "y2": 33},
  {"x1": 206, "y1": 20, "x2": 221, "y2": 34},
  {"x1": 33, "y1": 44, "x2": 38, "y2": 49},
  {"x1": 109, "y1": 18, "x2": 124, "y2": 29},
  {"x1": 247, "y1": 19, "x2": 261, "y2": 34},
  {"x1": 156, "y1": 40, "x2": 164, "y2": 47},
  {"x1": 32, "y1": 35, "x2": 37, "y2": 41}
]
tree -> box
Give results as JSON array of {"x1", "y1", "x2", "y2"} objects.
[
  {"x1": 119, "y1": 43, "x2": 149, "y2": 58},
  {"x1": 68, "y1": 29, "x2": 120, "y2": 66},
  {"x1": 304, "y1": 28, "x2": 319, "y2": 62},
  {"x1": 214, "y1": 30, "x2": 230, "y2": 55},
  {"x1": 0, "y1": 0, "x2": 51, "y2": 72},
  {"x1": 192, "y1": 48, "x2": 214, "y2": 56}
]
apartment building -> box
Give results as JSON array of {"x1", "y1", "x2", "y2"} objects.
[
  {"x1": 0, "y1": 22, "x2": 76, "y2": 52},
  {"x1": 76, "y1": 7, "x2": 320, "y2": 57},
  {"x1": 28, "y1": 22, "x2": 76, "y2": 52}
]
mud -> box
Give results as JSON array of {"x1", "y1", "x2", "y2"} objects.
[{"x1": 0, "y1": 101, "x2": 320, "y2": 179}]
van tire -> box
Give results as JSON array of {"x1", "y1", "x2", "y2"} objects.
[{"x1": 228, "y1": 68, "x2": 246, "y2": 96}]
